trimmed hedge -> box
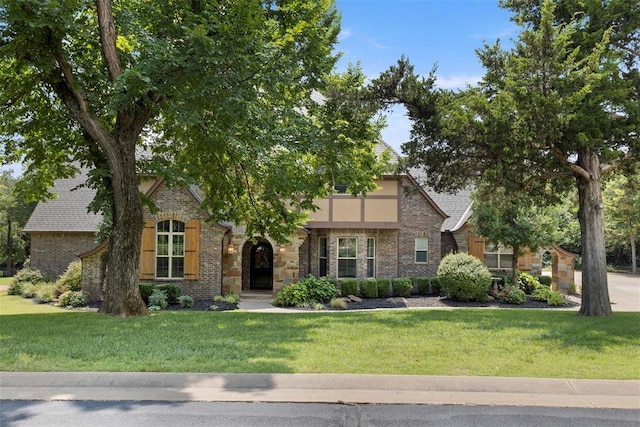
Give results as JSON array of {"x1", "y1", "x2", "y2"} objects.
[
  {"x1": 392, "y1": 278, "x2": 412, "y2": 297},
  {"x1": 359, "y1": 279, "x2": 378, "y2": 298},
  {"x1": 340, "y1": 279, "x2": 358, "y2": 297},
  {"x1": 437, "y1": 252, "x2": 491, "y2": 302},
  {"x1": 416, "y1": 277, "x2": 440, "y2": 295},
  {"x1": 156, "y1": 284, "x2": 181, "y2": 304},
  {"x1": 376, "y1": 278, "x2": 391, "y2": 297},
  {"x1": 139, "y1": 283, "x2": 155, "y2": 304},
  {"x1": 538, "y1": 275, "x2": 552, "y2": 287}
]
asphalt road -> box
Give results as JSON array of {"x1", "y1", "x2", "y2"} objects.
[
  {"x1": 574, "y1": 271, "x2": 640, "y2": 312},
  {"x1": 2, "y1": 401, "x2": 639, "y2": 427}
]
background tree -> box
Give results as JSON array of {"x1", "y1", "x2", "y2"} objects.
[
  {"x1": 470, "y1": 185, "x2": 561, "y2": 287},
  {"x1": 603, "y1": 167, "x2": 640, "y2": 274},
  {"x1": 0, "y1": 170, "x2": 36, "y2": 275},
  {"x1": 371, "y1": 0, "x2": 638, "y2": 316},
  {"x1": 1, "y1": 0, "x2": 381, "y2": 316}
]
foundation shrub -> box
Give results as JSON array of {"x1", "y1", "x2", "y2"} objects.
[
  {"x1": 518, "y1": 272, "x2": 541, "y2": 295},
  {"x1": 392, "y1": 278, "x2": 412, "y2": 297},
  {"x1": 21, "y1": 283, "x2": 39, "y2": 299},
  {"x1": 148, "y1": 289, "x2": 168, "y2": 310},
  {"x1": 499, "y1": 287, "x2": 526, "y2": 305},
  {"x1": 538, "y1": 275, "x2": 553, "y2": 287},
  {"x1": 275, "y1": 275, "x2": 338, "y2": 307},
  {"x1": 531, "y1": 286, "x2": 552, "y2": 302},
  {"x1": 156, "y1": 284, "x2": 181, "y2": 304},
  {"x1": 139, "y1": 283, "x2": 155, "y2": 304},
  {"x1": 329, "y1": 298, "x2": 348, "y2": 309},
  {"x1": 214, "y1": 292, "x2": 240, "y2": 304},
  {"x1": 547, "y1": 291, "x2": 567, "y2": 306},
  {"x1": 35, "y1": 283, "x2": 57, "y2": 304},
  {"x1": 178, "y1": 295, "x2": 194, "y2": 309},
  {"x1": 437, "y1": 252, "x2": 491, "y2": 302},
  {"x1": 359, "y1": 279, "x2": 378, "y2": 298},
  {"x1": 417, "y1": 277, "x2": 440, "y2": 295},
  {"x1": 340, "y1": 279, "x2": 358, "y2": 297},
  {"x1": 55, "y1": 260, "x2": 82, "y2": 294},
  {"x1": 376, "y1": 278, "x2": 391, "y2": 297},
  {"x1": 9, "y1": 268, "x2": 51, "y2": 296},
  {"x1": 59, "y1": 290, "x2": 88, "y2": 308}
]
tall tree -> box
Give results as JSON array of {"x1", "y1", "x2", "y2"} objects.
[
  {"x1": 371, "y1": 0, "x2": 638, "y2": 316},
  {"x1": 0, "y1": 170, "x2": 35, "y2": 274},
  {"x1": 470, "y1": 185, "x2": 561, "y2": 287},
  {"x1": 1, "y1": 1, "x2": 381, "y2": 316}
]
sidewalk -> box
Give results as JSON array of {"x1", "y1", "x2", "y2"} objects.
[{"x1": 1, "y1": 372, "x2": 638, "y2": 409}]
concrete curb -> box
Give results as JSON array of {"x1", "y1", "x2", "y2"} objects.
[{"x1": 1, "y1": 373, "x2": 638, "y2": 409}]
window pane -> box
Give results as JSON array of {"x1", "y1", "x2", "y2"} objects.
[
  {"x1": 367, "y1": 238, "x2": 375, "y2": 258},
  {"x1": 367, "y1": 259, "x2": 375, "y2": 278},
  {"x1": 484, "y1": 253, "x2": 498, "y2": 268},
  {"x1": 157, "y1": 235, "x2": 169, "y2": 256},
  {"x1": 338, "y1": 259, "x2": 356, "y2": 278},
  {"x1": 172, "y1": 257, "x2": 184, "y2": 278},
  {"x1": 338, "y1": 238, "x2": 356, "y2": 258},
  {"x1": 172, "y1": 235, "x2": 184, "y2": 256},
  {"x1": 319, "y1": 238, "x2": 327, "y2": 258},
  {"x1": 156, "y1": 257, "x2": 169, "y2": 278},
  {"x1": 415, "y1": 237, "x2": 428, "y2": 251},
  {"x1": 334, "y1": 184, "x2": 347, "y2": 193},
  {"x1": 319, "y1": 259, "x2": 327, "y2": 277},
  {"x1": 500, "y1": 254, "x2": 513, "y2": 268},
  {"x1": 172, "y1": 220, "x2": 185, "y2": 233},
  {"x1": 415, "y1": 251, "x2": 427, "y2": 263},
  {"x1": 157, "y1": 220, "x2": 170, "y2": 233}
]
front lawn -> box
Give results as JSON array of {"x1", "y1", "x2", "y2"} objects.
[{"x1": 0, "y1": 292, "x2": 638, "y2": 379}]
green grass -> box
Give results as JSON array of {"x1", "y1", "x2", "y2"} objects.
[
  {"x1": 1, "y1": 292, "x2": 638, "y2": 379},
  {"x1": 0, "y1": 277, "x2": 12, "y2": 286}
]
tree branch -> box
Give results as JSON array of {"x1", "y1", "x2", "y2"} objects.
[
  {"x1": 96, "y1": 0, "x2": 122, "y2": 80},
  {"x1": 551, "y1": 146, "x2": 590, "y2": 180}
]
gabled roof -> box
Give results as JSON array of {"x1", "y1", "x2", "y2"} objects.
[{"x1": 22, "y1": 171, "x2": 102, "y2": 233}]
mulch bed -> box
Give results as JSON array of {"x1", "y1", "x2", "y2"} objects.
[{"x1": 86, "y1": 295, "x2": 579, "y2": 312}]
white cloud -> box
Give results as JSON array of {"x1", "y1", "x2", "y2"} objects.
[{"x1": 338, "y1": 28, "x2": 352, "y2": 41}]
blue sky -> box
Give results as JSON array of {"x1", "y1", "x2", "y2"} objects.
[{"x1": 334, "y1": 0, "x2": 518, "y2": 153}]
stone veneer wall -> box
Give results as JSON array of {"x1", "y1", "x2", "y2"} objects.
[
  {"x1": 81, "y1": 244, "x2": 107, "y2": 302},
  {"x1": 397, "y1": 177, "x2": 444, "y2": 278},
  {"x1": 29, "y1": 232, "x2": 98, "y2": 279}
]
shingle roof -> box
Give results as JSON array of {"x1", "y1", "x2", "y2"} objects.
[
  {"x1": 22, "y1": 171, "x2": 102, "y2": 233},
  {"x1": 425, "y1": 188, "x2": 473, "y2": 232}
]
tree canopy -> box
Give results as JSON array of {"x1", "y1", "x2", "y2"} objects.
[
  {"x1": 1, "y1": 0, "x2": 382, "y2": 316},
  {"x1": 370, "y1": 0, "x2": 638, "y2": 316}
]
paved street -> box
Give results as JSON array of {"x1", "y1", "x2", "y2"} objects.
[{"x1": 574, "y1": 271, "x2": 639, "y2": 312}]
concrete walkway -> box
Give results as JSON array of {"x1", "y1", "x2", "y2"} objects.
[{"x1": 1, "y1": 372, "x2": 638, "y2": 409}]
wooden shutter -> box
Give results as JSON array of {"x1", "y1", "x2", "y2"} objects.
[
  {"x1": 184, "y1": 219, "x2": 200, "y2": 281},
  {"x1": 468, "y1": 236, "x2": 485, "y2": 261},
  {"x1": 139, "y1": 220, "x2": 156, "y2": 280}
]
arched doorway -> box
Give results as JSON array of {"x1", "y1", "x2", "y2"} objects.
[{"x1": 250, "y1": 241, "x2": 273, "y2": 291}]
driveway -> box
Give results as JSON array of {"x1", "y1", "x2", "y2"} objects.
[{"x1": 574, "y1": 271, "x2": 640, "y2": 312}]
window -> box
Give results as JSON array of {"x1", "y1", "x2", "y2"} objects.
[
  {"x1": 415, "y1": 237, "x2": 428, "y2": 263},
  {"x1": 333, "y1": 183, "x2": 348, "y2": 194},
  {"x1": 337, "y1": 237, "x2": 357, "y2": 278},
  {"x1": 484, "y1": 241, "x2": 513, "y2": 269},
  {"x1": 366, "y1": 238, "x2": 375, "y2": 277},
  {"x1": 318, "y1": 237, "x2": 328, "y2": 277},
  {"x1": 156, "y1": 220, "x2": 185, "y2": 278}
]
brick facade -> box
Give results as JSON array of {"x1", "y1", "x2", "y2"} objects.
[{"x1": 29, "y1": 232, "x2": 98, "y2": 279}]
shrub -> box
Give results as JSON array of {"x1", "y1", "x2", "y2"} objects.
[
  {"x1": 21, "y1": 283, "x2": 39, "y2": 299},
  {"x1": 9, "y1": 268, "x2": 51, "y2": 295},
  {"x1": 59, "y1": 290, "x2": 88, "y2": 308},
  {"x1": 547, "y1": 291, "x2": 566, "y2": 306},
  {"x1": 518, "y1": 272, "x2": 541, "y2": 295},
  {"x1": 55, "y1": 260, "x2": 82, "y2": 294},
  {"x1": 340, "y1": 279, "x2": 358, "y2": 297},
  {"x1": 531, "y1": 286, "x2": 553, "y2": 302},
  {"x1": 417, "y1": 277, "x2": 440, "y2": 295},
  {"x1": 35, "y1": 283, "x2": 57, "y2": 304},
  {"x1": 156, "y1": 284, "x2": 181, "y2": 304},
  {"x1": 275, "y1": 275, "x2": 338, "y2": 307},
  {"x1": 178, "y1": 295, "x2": 194, "y2": 309},
  {"x1": 139, "y1": 283, "x2": 155, "y2": 304},
  {"x1": 392, "y1": 278, "x2": 412, "y2": 297},
  {"x1": 329, "y1": 298, "x2": 348, "y2": 309},
  {"x1": 538, "y1": 275, "x2": 552, "y2": 287},
  {"x1": 568, "y1": 282, "x2": 579, "y2": 295},
  {"x1": 499, "y1": 287, "x2": 526, "y2": 305},
  {"x1": 376, "y1": 278, "x2": 391, "y2": 297},
  {"x1": 214, "y1": 292, "x2": 241, "y2": 304},
  {"x1": 437, "y1": 252, "x2": 491, "y2": 302},
  {"x1": 359, "y1": 279, "x2": 378, "y2": 298},
  {"x1": 148, "y1": 289, "x2": 168, "y2": 309},
  {"x1": 304, "y1": 276, "x2": 339, "y2": 303}
]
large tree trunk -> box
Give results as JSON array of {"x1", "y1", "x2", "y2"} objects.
[
  {"x1": 98, "y1": 135, "x2": 147, "y2": 317},
  {"x1": 576, "y1": 148, "x2": 612, "y2": 316}
]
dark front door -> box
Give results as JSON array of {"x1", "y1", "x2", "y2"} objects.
[{"x1": 250, "y1": 242, "x2": 273, "y2": 290}]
